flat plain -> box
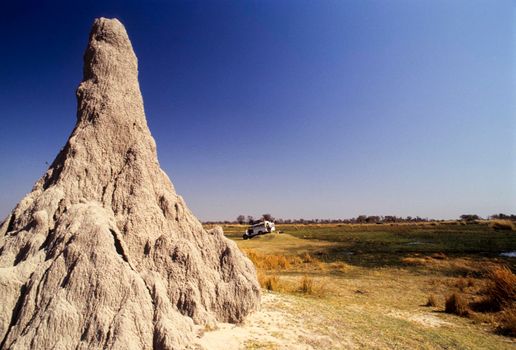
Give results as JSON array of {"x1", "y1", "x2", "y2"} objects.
[{"x1": 203, "y1": 222, "x2": 516, "y2": 349}]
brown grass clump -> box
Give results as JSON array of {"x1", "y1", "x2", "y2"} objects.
[
  {"x1": 400, "y1": 257, "x2": 428, "y2": 266},
  {"x1": 489, "y1": 220, "x2": 515, "y2": 231},
  {"x1": 295, "y1": 275, "x2": 327, "y2": 297},
  {"x1": 243, "y1": 249, "x2": 323, "y2": 271},
  {"x1": 481, "y1": 266, "x2": 516, "y2": 312},
  {"x1": 298, "y1": 275, "x2": 313, "y2": 294},
  {"x1": 257, "y1": 272, "x2": 327, "y2": 297},
  {"x1": 438, "y1": 266, "x2": 516, "y2": 337},
  {"x1": 257, "y1": 272, "x2": 281, "y2": 291},
  {"x1": 425, "y1": 294, "x2": 438, "y2": 307},
  {"x1": 431, "y1": 252, "x2": 447, "y2": 260},
  {"x1": 445, "y1": 293, "x2": 470, "y2": 316},
  {"x1": 300, "y1": 252, "x2": 315, "y2": 263},
  {"x1": 329, "y1": 261, "x2": 351, "y2": 272},
  {"x1": 455, "y1": 278, "x2": 468, "y2": 291},
  {"x1": 454, "y1": 277, "x2": 475, "y2": 292},
  {"x1": 244, "y1": 249, "x2": 291, "y2": 270},
  {"x1": 265, "y1": 255, "x2": 291, "y2": 270},
  {"x1": 497, "y1": 307, "x2": 516, "y2": 337}
]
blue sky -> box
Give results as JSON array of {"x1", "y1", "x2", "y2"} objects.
[{"x1": 0, "y1": 0, "x2": 514, "y2": 221}]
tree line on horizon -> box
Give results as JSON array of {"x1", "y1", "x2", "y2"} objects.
[{"x1": 201, "y1": 213, "x2": 516, "y2": 225}]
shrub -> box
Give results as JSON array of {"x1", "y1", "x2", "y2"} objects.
[
  {"x1": 425, "y1": 294, "x2": 438, "y2": 307},
  {"x1": 445, "y1": 293, "x2": 469, "y2": 316}
]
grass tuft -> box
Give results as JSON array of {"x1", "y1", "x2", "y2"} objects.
[
  {"x1": 431, "y1": 252, "x2": 447, "y2": 260},
  {"x1": 258, "y1": 272, "x2": 281, "y2": 291},
  {"x1": 425, "y1": 294, "x2": 438, "y2": 307},
  {"x1": 454, "y1": 277, "x2": 474, "y2": 292},
  {"x1": 243, "y1": 249, "x2": 323, "y2": 271},
  {"x1": 400, "y1": 257, "x2": 428, "y2": 266},
  {"x1": 245, "y1": 249, "x2": 291, "y2": 270},
  {"x1": 300, "y1": 252, "x2": 315, "y2": 263},
  {"x1": 298, "y1": 275, "x2": 313, "y2": 294},
  {"x1": 445, "y1": 293, "x2": 470, "y2": 316},
  {"x1": 481, "y1": 265, "x2": 516, "y2": 312},
  {"x1": 497, "y1": 307, "x2": 516, "y2": 337}
]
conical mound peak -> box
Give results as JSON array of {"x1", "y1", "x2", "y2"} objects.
[
  {"x1": 39, "y1": 17, "x2": 156, "y2": 202},
  {"x1": 0, "y1": 17, "x2": 260, "y2": 349},
  {"x1": 83, "y1": 18, "x2": 137, "y2": 85}
]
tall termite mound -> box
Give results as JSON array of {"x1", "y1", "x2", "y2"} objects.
[{"x1": 0, "y1": 18, "x2": 260, "y2": 349}]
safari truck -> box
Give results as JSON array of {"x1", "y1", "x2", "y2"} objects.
[{"x1": 242, "y1": 220, "x2": 276, "y2": 239}]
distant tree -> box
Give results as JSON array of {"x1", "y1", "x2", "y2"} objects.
[
  {"x1": 383, "y1": 216, "x2": 397, "y2": 223},
  {"x1": 356, "y1": 215, "x2": 367, "y2": 224},
  {"x1": 490, "y1": 213, "x2": 505, "y2": 220},
  {"x1": 460, "y1": 214, "x2": 480, "y2": 222},
  {"x1": 247, "y1": 215, "x2": 255, "y2": 225},
  {"x1": 262, "y1": 213, "x2": 274, "y2": 222},
  {"x1": 366, "y1": 216, "x2": 381, "y2": 223},
  {"x1": 236, "y1": 215, "x2": 246, "y2": 224},
  {"x1": 490, "y1": 213, "x2": 516, "y2": 220}
]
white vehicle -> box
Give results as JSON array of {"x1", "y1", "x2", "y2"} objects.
[{"x1": 242, "y1": 221, "x2": 275, "y2": 239}]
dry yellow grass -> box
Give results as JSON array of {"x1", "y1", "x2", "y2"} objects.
[
  {"x1": 482, "y1": 265, "x2": 516, "y2": 311},
  {"x1": 221, "y1": 224, "x2": 516, "y2": 346},
  {"x1": 454, "y1": 277, "x2": 475, "y2": 292},
  {"x1": 258, "y1": 272, "x2": 282, "y2": 291},
  {"x1": 400, "y1": 256, "x2": 429, "y2": 265},
  {"x1": 434, "y1": 265, "x2": 516, "y2": 339},
  {"x1": 327, "y1": 261, "x2": 351, "y2": 272},
  {"x1": 243, "y1": 249, "x2": 324, "y2": 271},
  {"x1": 298, "y1": 275, "x2": 313, "y2": 294},
  {"x1": 489, "y1": 219, "x2": 516, "y2": 231},
  {"x1": 498, "y1": 307, "x2": 516, "y2": 336},
  {"x1": 445, "y1": 293, "x2": 470, "y2": 316},
  {"x1": 256, "y1": 273, "x2": 327, "y2": 297},
  {"x1": 425, "y1": 294, "x2": 438, "y2": 307},
  {"x1": 300, "y1": 252, "x2": 315, "y2": 263}
]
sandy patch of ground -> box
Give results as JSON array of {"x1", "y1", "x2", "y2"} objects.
[
  {"x1": 386, "y1": 309, "x2": 453, "y2": 328},
  {"x1": 195, "y1": 292, "x2": 334, "y2": 350}
]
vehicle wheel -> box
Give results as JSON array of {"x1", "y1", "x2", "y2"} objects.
[
  {"x1": 242, "y1": 235, "x2": 248, "y2": 240},
  {"x1": 258, "y1": 231, "x2": 263, "y2": 235}
]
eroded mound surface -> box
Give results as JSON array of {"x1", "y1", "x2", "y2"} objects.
[{"x1": 0, "y1": 18, "x2": 260, "y2": 350}]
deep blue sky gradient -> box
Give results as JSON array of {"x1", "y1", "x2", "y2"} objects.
[{"x1": 1, "y1": 0, "x2": 515, "y2": 221}]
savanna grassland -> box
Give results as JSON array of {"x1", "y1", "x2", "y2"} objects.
[{"x1": 208, "y1": 222, "x2": 516, "y2": 349}]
